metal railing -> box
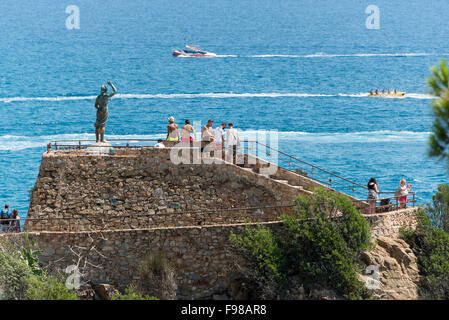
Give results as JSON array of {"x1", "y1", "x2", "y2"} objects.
[
  {"x1": 244, "y1": 140, "x2": 370, "y2": 199},
  {"x1": 44, "y1": 138, "x2": 418, "y2": 212},
  {"x1": 48, "y1": 138, "x2": 160, "y2": 151},
  {"x1": 375, "y1": 191, "x2": 417, "y2": 210}
]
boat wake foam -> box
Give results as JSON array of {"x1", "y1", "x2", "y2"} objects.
[
  {"x1": 246, "y1": 52, "x2": 444, "y2": 58},
  {"x1": 0, "y1": 130, "x2": 431, "y2": 151},
  {"x1": 0, "y1": 92, "x2": 435, "y2": 103}
]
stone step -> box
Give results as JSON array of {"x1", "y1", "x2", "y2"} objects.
[{"x1": 273, "y1": 179, "x2": 289, "y2": 184}]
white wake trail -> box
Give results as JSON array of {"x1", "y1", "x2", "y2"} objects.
[
  {"x1": 246, "y1": 52, "x2": 443, "y2": 58},
  {"x1": 0, "y1": 130, "x2": 431, "y2": 151},
  {"x1": 0, "y1": 92, "x2": 435, "y2": 103}
]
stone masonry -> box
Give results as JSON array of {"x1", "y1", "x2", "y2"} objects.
[{"x1": 14, "y1": 147, "x2": 420, "y2": 299}]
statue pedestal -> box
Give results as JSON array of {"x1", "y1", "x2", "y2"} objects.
[{"x1": 84, "y1": 141, "x2": 113, "y2": 155}]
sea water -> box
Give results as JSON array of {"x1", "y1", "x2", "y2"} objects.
[{"x1": 0, "y1": 0, "x2": 448, "y2": 217}]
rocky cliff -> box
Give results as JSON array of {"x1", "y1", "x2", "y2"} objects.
[{"x1": 359, "y1": 237, "x2": 420, "y2": 300}]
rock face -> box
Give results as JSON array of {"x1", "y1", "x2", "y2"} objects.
[
  {"x1": 359, "y1": 237, "x2": 420, "y2": 300},
  {"x1": 96, "y1": 283, "x2": 118, "y2": 300}
]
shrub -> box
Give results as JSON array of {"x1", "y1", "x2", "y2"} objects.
[
  {"x1": 401, "y1": 208, "x2": 449, "y2": 299},
  {"x1": 26, "y1": 275, "x2": 79, "y2": 300},
  {"x1": 0, "y1": 245, "x2": 34, "y2": 300},
  {"x1": 282, "y1": 188, "x2": 371, "y2": 299},
  {"x1": 229, "y1": 224, "x2": 285, "y2": 299},
  {"x1": 0, "y1": 235, "x2": 77, "y2": 300},
  {"x1": 230, "y1": 188, "x2": 372, "y2": 300},
  {"x1": 111, "y1": 286, "x2": 158, "y2": 300},
  {"x1": 20, "y1": 232, "x2": 43, "y2": 276},
  {"x1": 132, "y1": 250, "x2": 177, "y2": 300},
  {"x1": 229, "y1": 224, "x2": 284, "y2": 282},
  {"x1": 425, "y1": 184, "x2": 449, "y2": 232}
]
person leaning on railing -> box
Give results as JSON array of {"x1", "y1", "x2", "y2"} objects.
[
  {"x1": 397, "y1": 179, "x2": 412, "y2": 209},
  {"x1": 367, "y1": 177, "x2": 379, "y2": 214},
  {"x1": 8, "y1": 209, "x2": 20, "y2": 233}
]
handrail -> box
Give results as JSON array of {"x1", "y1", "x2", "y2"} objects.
[
  {"x1": 250, "y1": 140, "x2": 368, "y2": 190},
  {"x1": 245, "y1": 140, "x2": 369, "y2": 200},
  {"x1": 45, "y1": 138, "x2": 416, "y2": 206},
  {"x1": 49, "y1": 138, "x2": 161, "y2": 151},
  {"x1": 51, "y1": 138, "x2": 160, "y2": 143}
]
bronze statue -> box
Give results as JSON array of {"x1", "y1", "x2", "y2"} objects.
[{"x1": 94, "y1": 80, "x2": 117, "y2": 142}]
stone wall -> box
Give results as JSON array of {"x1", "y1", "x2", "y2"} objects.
[
  {"x1": 17, "y1": 148, "x2": 419, "y2": 299},
  {"x1": 25, "y1": 208, "x2": 285, "y2": 233},
  {"x1": 3, "y1": 207, "x2": 419, "y2": 299},
  {"x1": 25, "y1": 148, "x2": 309, "y2": 231},
  {"x1": 363, "y1": 207, "x2": 418, "y2": 239}
]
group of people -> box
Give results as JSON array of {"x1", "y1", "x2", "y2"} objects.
[
  {"x1": 157, "y1": 117, "x2": 241, "y2": 163},
  {"x1": 369, "y1": 89, "x2": 399, "y2": 95},
  {"x1": 0, "y1": 204, "x2": 20, "y2": 233},
  {"x1": 367, "y1": 178, "x2": 413, "y2": 214}
]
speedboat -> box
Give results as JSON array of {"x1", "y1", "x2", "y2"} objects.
[
  {"x1": 172, "y1": 45, "x2": 217, "y2": 57},
  {"x1": 367, "y1": 91, "x2": 406, "y2": 97}
]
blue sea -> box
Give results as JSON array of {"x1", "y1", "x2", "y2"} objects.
[{"x1": 0, "y1": 0, "x2": 448, "y2": 218}]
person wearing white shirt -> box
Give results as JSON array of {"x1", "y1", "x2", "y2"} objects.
[
  {"x1": 214, "y1": 122, "x2": 226, "y2": 159},
  {"x1": 225, "y1": 123, "x2": 240, "y2": 164}
]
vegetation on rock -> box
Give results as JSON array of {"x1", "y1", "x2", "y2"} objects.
[
  {"x1": 117, "y1": 250, "x2": 176, "y2": 300},
  {"x1": 0, "y1": 234, "x2": 77, "y2": 300},
  {"x1": 401, "y1": 186, "x2": 449, "y2": 299},
  {"x1": 230, "y1": 188, "x2": 372, "y2": 299},
  {"x1": 111, "y1": 286, "x2": 158, "y2": 300}
]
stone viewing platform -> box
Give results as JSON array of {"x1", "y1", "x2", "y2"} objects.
[
  {"x1": 25, "y1": 143, "x2": 417, "y2": 232},
  {"x1": 25, "y1": 146, "x2": 309, "y2": 231},
  {"x1": 14, "y1": 142, "x2": 420, "y2": 299}
]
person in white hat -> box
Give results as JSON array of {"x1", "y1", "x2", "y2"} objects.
[{"x1": 166, "y1": 116, "x2": 180, "y2": 142}]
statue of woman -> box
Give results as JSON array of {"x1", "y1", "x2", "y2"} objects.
[{"x1": 94, "y1": 80, "x2": 117, "y2": 142}]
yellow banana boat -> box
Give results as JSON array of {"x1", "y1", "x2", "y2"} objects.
[{"x1": 367, "y1": 92, "x2": 406, "y2": 97}]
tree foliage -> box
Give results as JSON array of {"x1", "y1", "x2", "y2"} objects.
[
  {"x1": 427, "y1": 59, "x2": 449, "y2": 161},
  {"x1": 0, "y1": 234, "x2": 78, "y2": 300},
  {"x1": 230, "y1": 188, "x2": 372, "y2": 299},
  {"x1": 0, "y1": 244, "x2": 34, "y2": 300},
  {"x1": 401, "y1": 208, "x2": 449, "y2": 299},
  {"x1": 425, "y1": 184, "x2": 449, "y2": 232}
]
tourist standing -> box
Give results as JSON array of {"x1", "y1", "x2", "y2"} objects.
[
  {"x1": 226, "y1": 123, "x2": 240, "y2": 164},
  {"x1": 214, "y1": 122, "x2": 226, "y2": 157},
  {"x1": 367, "y1": 178, "x2": 379, "y2": 214},
  {"x1": 201, "y1": 119, "x2": 215, "y2": 152},
  {"x1": 8, "y1": 209, "x2": 20, "y2": 233},
  {"x1": 0, "y1": 204, "x2": 10, "y2": 233},
  {"x1": 181, "y1": 120, "x2": 197, "y2": 142},
  {"x1": 397, "y1": 179, "x2": 412, "y2": 209},
  {"x1": 166, "y1": 116, "x2": 180, "y2": 142}
]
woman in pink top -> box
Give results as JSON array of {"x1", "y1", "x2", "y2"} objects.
[{"x1": 397, "y1": 179, "x2": 412, "y2": 209}]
